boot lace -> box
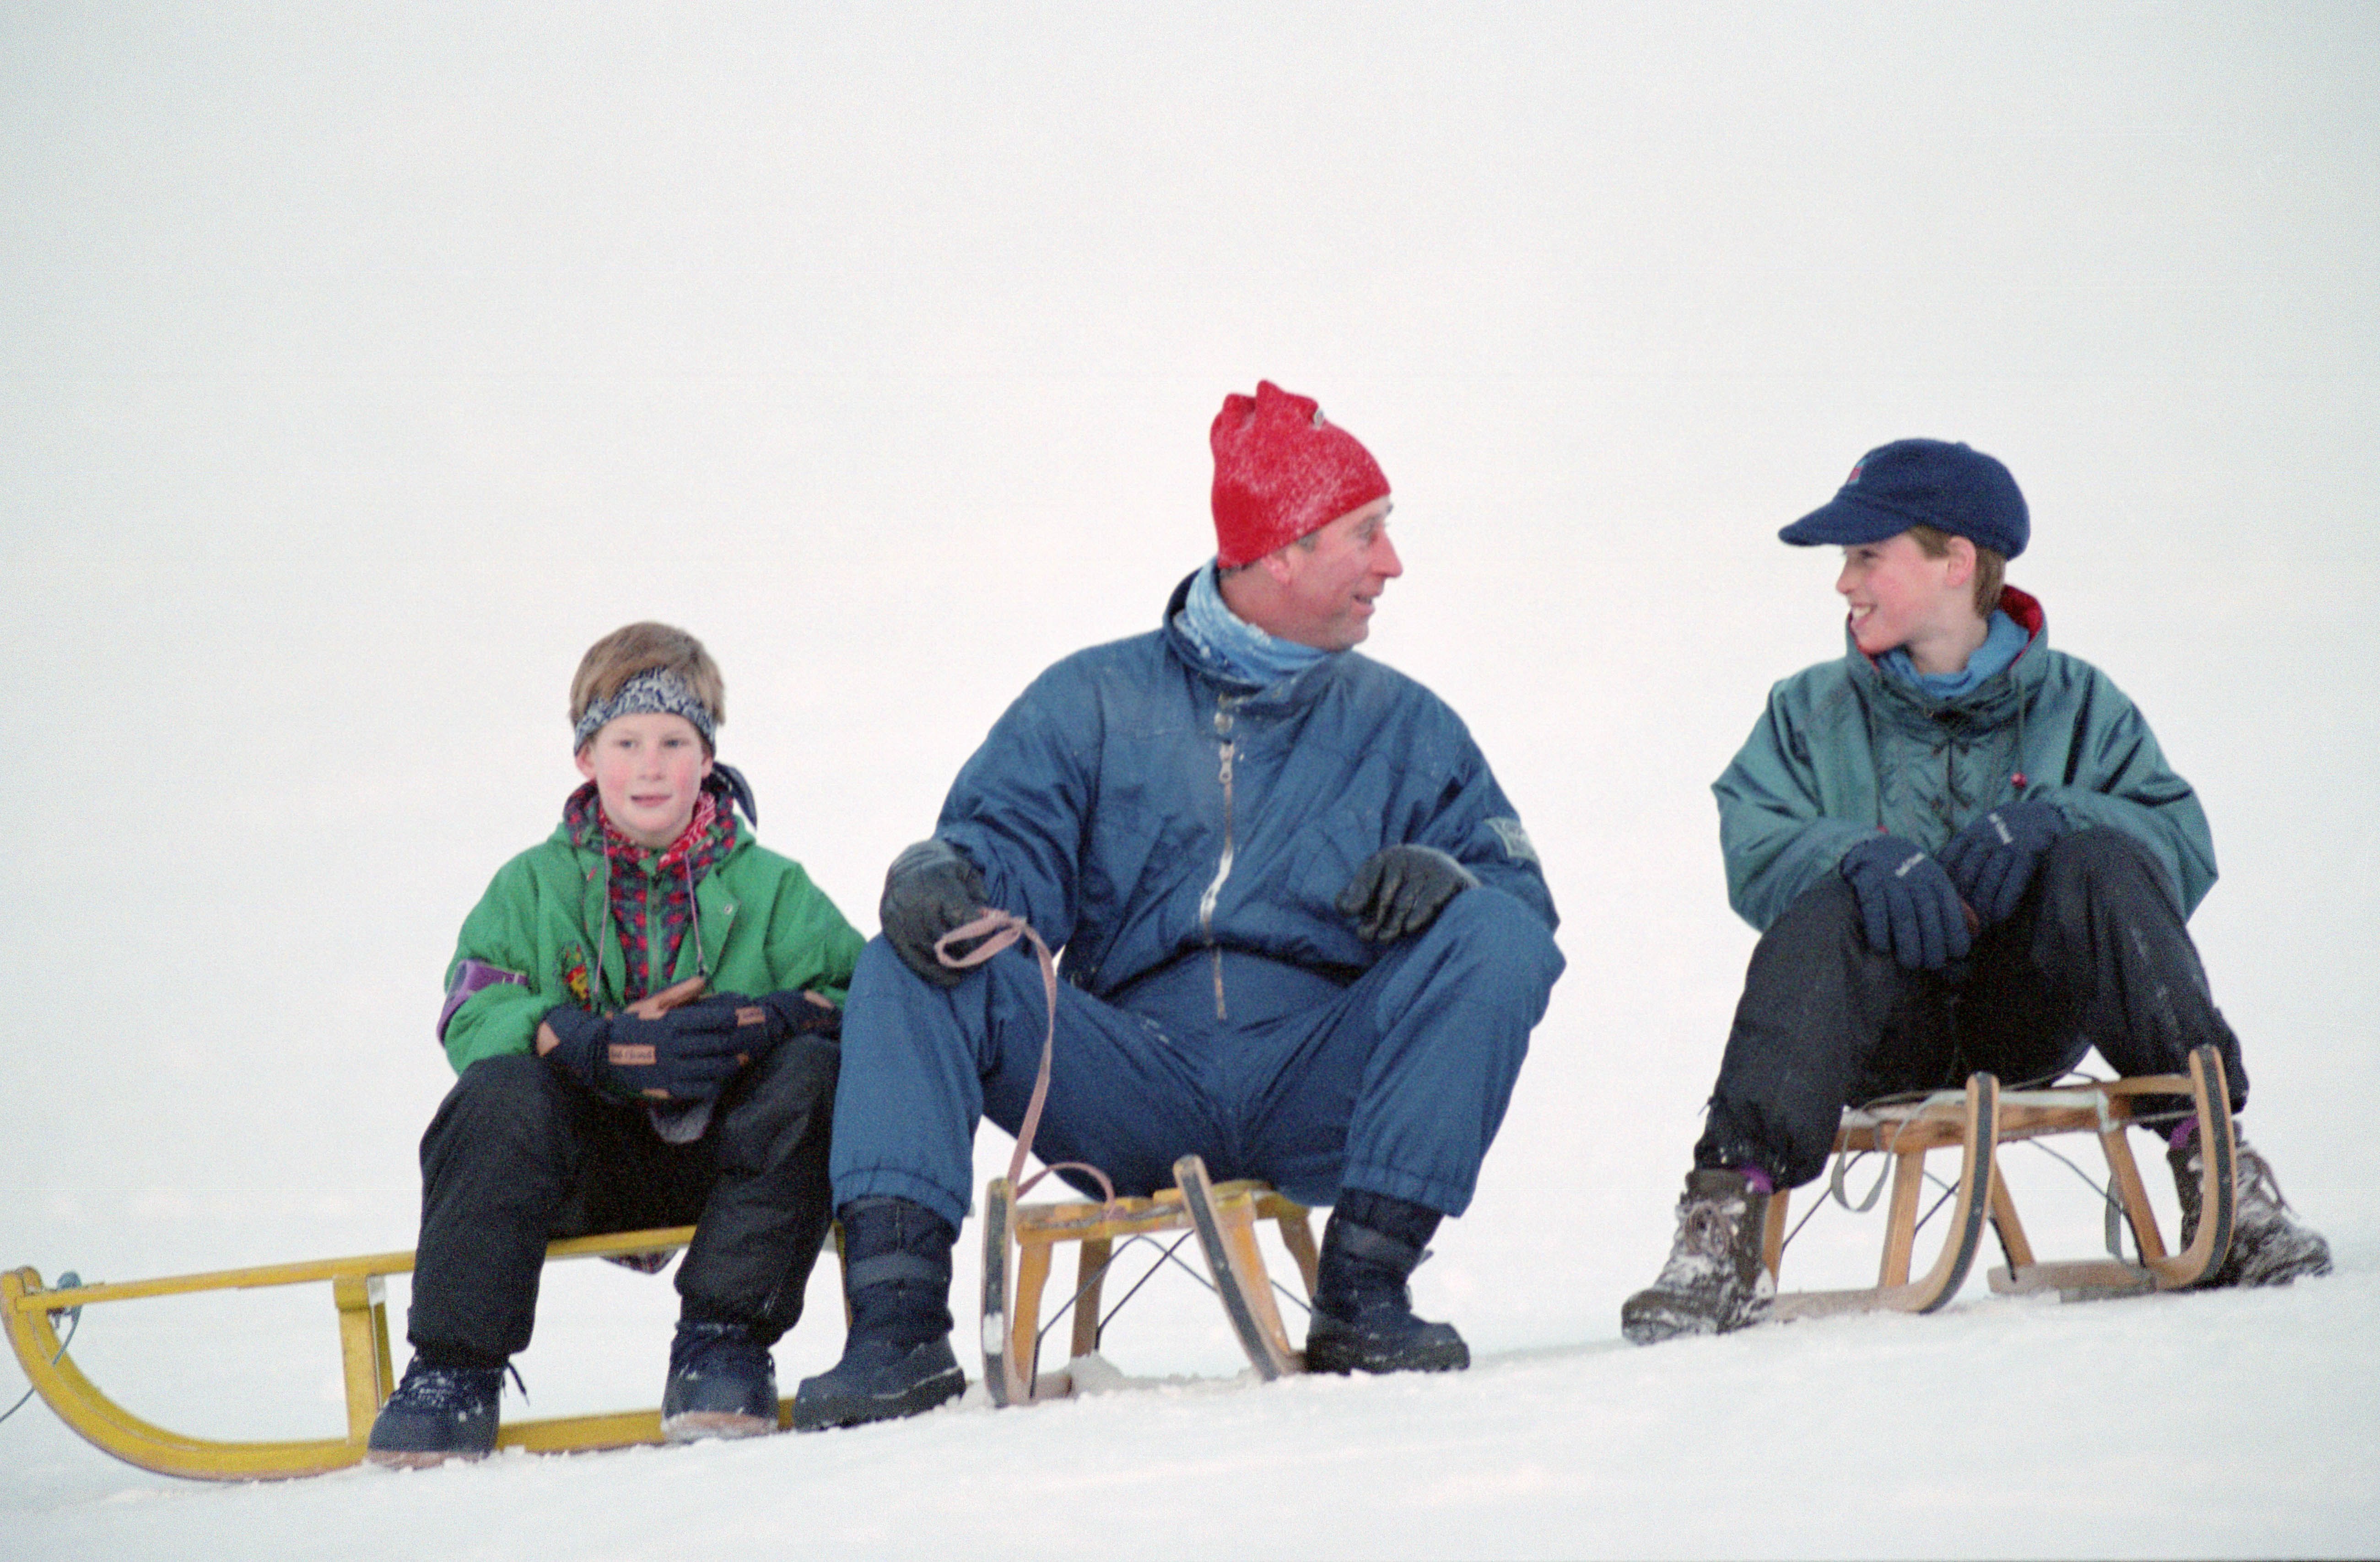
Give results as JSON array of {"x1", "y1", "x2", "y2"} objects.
[
  {"x1": 388, "y1": 1359, "x2": 512, "y2": 1411},
  {"x1": 1656, "y1": 1188, "x2": 1748, "y2": 1285},
  {"x1": 2232, "y1": 1142, "x2": 2294, "y2": 1218}
]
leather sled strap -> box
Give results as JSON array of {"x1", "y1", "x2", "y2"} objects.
[{"x1": 934, "y1": 909, "x2": 1116, "y2": 1207}]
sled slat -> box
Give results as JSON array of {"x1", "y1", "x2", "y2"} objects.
[
  {"x1": 1069, "y1": 1238, "x2": 1112, "y2": 1363},
  {"x1": 333, "y1": 1273, "x2": 392, "y2": 1443}
]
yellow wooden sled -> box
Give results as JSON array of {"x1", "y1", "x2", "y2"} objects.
[{"x1": 2, "y1": 1225, "x2": 775, "y2": 1481}]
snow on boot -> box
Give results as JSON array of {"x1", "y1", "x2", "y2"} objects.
[
  {"x1": 1621, "y1": 1168, "x2": 1775, "y2": 1346},
  {"x1": 2170, "y1": 1125, "x2": 2332, "y2": 1288},
  {"x1": 1304, "y1": 1190, "x2": 1469, "y2": 1375},
  {"x1": 792, "y1": 1196, "x2": 966, "y2": 1431},
  {"x1": 364, "y1": 1355, "x2": 504, "y2": 1468},
  {"x1": 661, "y1": 1319, "x2": 779, "y2": 1442}
]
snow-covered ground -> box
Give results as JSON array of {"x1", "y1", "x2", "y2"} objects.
[{"x1": 5, "y1": 6, "x2": 2376, "y2": 1557}]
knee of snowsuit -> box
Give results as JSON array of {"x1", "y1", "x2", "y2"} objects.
[
  {"x1": 1696, "y1": 827, "x2": 2246, "y2": 1191},
  {"x1": 406, "y1": 1038, "x2": 838, "y2": 1361},
  {"x1": 829, "y1": 883, "x2": 1563, "y2": 1231}
]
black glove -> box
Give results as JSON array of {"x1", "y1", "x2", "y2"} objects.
[
  {"x1": 542, "y1": 996, "x2": 764, "y2": 1102},
  {"x1": 755, "y1": 988, "x2": 843, "y2": 1041},
  {"x1": 1335, "y1": 845, "x2": 1479, "y2": 942},
  {"x1": 880, "y1": 839, "x2": 988, "y2": 987},
  {"x1": 1939, "y1": 800, "x2": 2067, "y2": 927},
  {"x1": 1838, "y1": 833, "x2": 1973, "y2": 972}
]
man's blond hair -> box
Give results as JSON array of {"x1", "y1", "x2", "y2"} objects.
[
  {"x1": 569, "y1": 623, "x2": 724, "y2": 750},
  {"x1": 1907, "y1": 524, "x2": 2007, "y2": 619}
]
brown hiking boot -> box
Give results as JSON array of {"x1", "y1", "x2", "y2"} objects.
[
  {"x1": 2171, "y1": 1126, "x2": 2332, "y2": 1288},
  {"x1": 1622, "y1": 1169, "x2": 1775, "y2": 1345}
]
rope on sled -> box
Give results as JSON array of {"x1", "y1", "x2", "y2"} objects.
[
  {"x1": 933, "y1": 908, "x2": 1117, "y2": 1207},
  {"x1": 0, "y1": 1273, "x2": 83, "y2": 1429}
]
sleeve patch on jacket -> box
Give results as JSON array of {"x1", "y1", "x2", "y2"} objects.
[
  {"x1": 1485, "y1": 816, "x2": 1540, "y2": 865},
  {"x1": 437, "y1": 958, "x2": 529, "y2": 1044}
]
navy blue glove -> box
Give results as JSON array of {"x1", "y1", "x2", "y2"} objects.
[
  {"x1": 755, "y1": 988, "x2": 843, "y2": 1041},
  {"x1": 880, "y1": 839, "x2": 989, "y2": 987},
  {"x1": 1838, "y1": 833, "x2": 1973, "y2": 972},
  {"x1": 542, "y1": 996, "x2": 766, "y2": 1102},
  {"x1": 1939, "y1": 801, "x2": 2067, "y2": 927},
  {"x1": 1336, "y1": 845, "x2": 1479, "y2": 942}
]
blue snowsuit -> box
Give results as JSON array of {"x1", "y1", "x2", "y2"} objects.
[{"x1": 831, "y1": 572, "x2": 1565, "y2": 1230}]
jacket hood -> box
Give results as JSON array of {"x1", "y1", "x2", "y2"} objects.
[
  {"x1": 1846, "y1": 585, "x2": 2049, "y2": 726},
  {"x1": 1160, "y1": 567, "x2": 1352, "y2": 698}
]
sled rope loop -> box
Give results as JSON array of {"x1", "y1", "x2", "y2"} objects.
[{"x1": 934, "y1": 909, "x2": 1117, "y2": 1207}]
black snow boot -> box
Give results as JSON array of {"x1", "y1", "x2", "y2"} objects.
[
  {"x1": 1304, "y1": 1190, "x2": 1469, "y2": 1375},
  {"x1": 364, "y1": 1352, "x2": 505, "y2": 1467},
  {"x1": 792, "y1": 1196, "x2": 967, "y2": 1431},
  {"x1": 661, "y1": 1318, "x2": 780, "y2": 1442},
  {"x1": 1620, "y1": 1168, "x2": 1775, "y2": 1346},
  {"x1": 2170, "y1": 1124, "x2": 2332, "y2": 1288}
]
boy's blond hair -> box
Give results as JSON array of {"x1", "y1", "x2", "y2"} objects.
[
  {"x1": 1907, "y1": 524, "x2": 2007, "y2": 619},
  {"x1": 569, "y1": 623, "x2": 725, "y2": 751}
]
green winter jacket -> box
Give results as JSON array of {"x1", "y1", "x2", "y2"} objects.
[
  {"x1": 1713, "y1": 589, "x2": 2216, "y2": 933},
  {"x1": 437, "y1": 803, "x2": 864, "y2": 1075}
]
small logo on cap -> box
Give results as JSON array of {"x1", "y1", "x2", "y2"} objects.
[{"x1": 1845, "y1": 459, "x2": 1865, "y2": 485}]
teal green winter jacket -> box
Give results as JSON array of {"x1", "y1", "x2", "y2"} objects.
[
  {"x1": 1713, "y1": 589, "x2": 2216, "y2": 932},
  {"x1": 437, "y1": 800, "x2": 864, "y2": 1075}
]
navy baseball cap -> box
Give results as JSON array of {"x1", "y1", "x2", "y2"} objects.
[{"x1": 1780, "y1": 439, "x2": 2029, "y2": 560}]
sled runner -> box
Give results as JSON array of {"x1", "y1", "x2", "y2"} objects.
[
  {"x1": 4, "y1": 1224, "x2": 770, "y2": 1481},
  {"x1": 1763, "y1": 1072, "x2": 2002, "y2": 1320},
  {"x1": 982, "y1": 1154, "x2": 1317, "y2": 1406},
  {"x1": 1982, "y1": 1045, "x2": 2235, "y2": 1298},
  {"x1": 1761, "y1": 1045, "x2": 2236, "y2": 1317}
]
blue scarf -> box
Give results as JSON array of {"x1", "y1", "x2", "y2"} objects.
[
  {"x1": 1175, "y1": 560, "x2": 1329, "y2": 688},
  {"x1": 1883, "y1": 609, "x2": 2028, "y2": 698}
]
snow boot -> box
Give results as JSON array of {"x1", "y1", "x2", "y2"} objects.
[
  {"x1": 2170, "y1": 1124, "x2": 2332, "y2": 1287},
  {"x1": 1621, "y1": 1168, "x2": 1775, "y2": 1345},
  {"x1": 364, "y1": 1354, "x2": 504, "y2": 1467},
  {"x1": 1304, "y1": 1190, "x2": 1469, "y2": 1374},
  {"x1": 792, "y1": 1196, "x2": 967, "y2": 1431},
  {"x1": 660, "y1": 1319, "x2": 780, "y2": 1442}
]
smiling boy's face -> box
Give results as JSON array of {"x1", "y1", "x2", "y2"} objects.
[
  {"x1": 1835, "y1": 531, "x2": 1984, "y2": 673},
  {"x1": 575, "y1": 711, "x2": 713, "y2": 849}
]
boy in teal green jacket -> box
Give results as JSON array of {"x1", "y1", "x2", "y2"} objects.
[
  {"x1": 1624, "y1": 441, "x2": 2329, "y2": 1345},
  {"x1": 368, "y1": 623, "x2": 864, "y2": 1464}
]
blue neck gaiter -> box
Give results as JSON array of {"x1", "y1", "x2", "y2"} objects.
[
  {"x1": 1882, "y1": 609, "x2": 2029, "y2": 698},
  {"x1": 1176, "y1": 560, "x2": 1330, "y2": 688}
]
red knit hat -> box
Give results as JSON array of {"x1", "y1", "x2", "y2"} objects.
[{"x1": 1209, "y1": 381, "x2": 1390, "y2": 568}]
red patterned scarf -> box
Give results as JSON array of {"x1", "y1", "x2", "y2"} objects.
[{"x1": 565, "y1": 782, "x2": 739, "y2": 1005}]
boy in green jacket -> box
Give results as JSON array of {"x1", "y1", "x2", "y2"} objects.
[
  {"x1": 1623, "y1": 440, "x2": 2330, "y2": 1344},
  {"x1": 368, "y1": 623, "x2": 864, "y2": 1463}
]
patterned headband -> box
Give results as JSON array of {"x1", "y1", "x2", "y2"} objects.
[{"x1": 572, "y1": 668, "x2": 717, "y2": 750}]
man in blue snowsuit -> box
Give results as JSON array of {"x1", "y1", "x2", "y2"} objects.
[{"x1": 793, "y1": 381, "x2": 1565, "y2": 1428}]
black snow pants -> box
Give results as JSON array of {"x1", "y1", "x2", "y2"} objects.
[
  {"x1": 1695, "y1": 829, "x2": 2248, "y2": 1191},
  {"x1": 405, "y1": 1034, "x2": 838, "y2": 1363}
]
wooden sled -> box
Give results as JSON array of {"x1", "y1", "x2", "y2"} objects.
[
  {"x1": 1760, "y1": 1045, "x2": 2236, "y2": 1319},
  {"x1": 1763, "y1": 1072, "x2": 2001, "y2": 1320},
  {"x1": 982, "y1": 1153, "x2": 1318, "y2": 1406},
  {"x1": 2, "y1": 1224, "x2": 799, "y2": 1481}
]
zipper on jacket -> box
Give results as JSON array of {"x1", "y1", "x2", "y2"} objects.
[{"x1": 1197, "y1": 697, "x2": 1241, "y2": 1021}]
